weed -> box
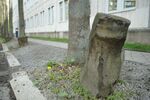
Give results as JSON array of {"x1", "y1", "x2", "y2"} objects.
[
  {"x1": 116, "y1": 80, "x2": 126, "y2": 85},
  {"x1": 107, "y1": 91, "x2": 126, "y2": 100},
  {"x1": 64, "y1": 58, "x2": 75, "y2": 66}
]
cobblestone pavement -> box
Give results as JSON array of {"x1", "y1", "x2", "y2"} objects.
[{"x1": 9, "y1": 41, "x2": 67, "y2": 68}]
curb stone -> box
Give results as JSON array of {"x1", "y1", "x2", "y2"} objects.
[
  {"x1": 10, "y1": 71, "x2": 47, "y2": 100},
  {"x1": 1, "y1": 44, "x2": 47, "y2": 100}
]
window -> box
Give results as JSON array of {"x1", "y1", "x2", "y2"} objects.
[
  {"x1": 124, "y1": 0, "x2": 136, "y2": 8},
  {"x1": 59, "y1": 2, "x2": 63, "y2": 21},
  {"x1": 65, "y1": 0, "x2": 68, "y2": 20},
  {"x1": 25, "y1": 20, "x2": 26, "y2": 28},
  {"x1": 36, "y1": 14, "x2": 39, "y2": 27},
  {"x1": 28, "y1": 19, "x2": 29, "y2": 28},
  {"x1": 48, "y1": 8, "x2": 50, "y2": 24},
  {"x1": 40, "y1": 12, "x2": 42, "y2": 26},
  {"x1": 42, "y1": 11, "x2": 45, "y2": 25},
  {"x1": 34, "y1": 14, "x2": 37, "y2": 27},
  {"x1": 48, "y1": 6, "x2": 54, "y2": 25},
  {"x1": 108, "y1": 0, "x2": 117, "y2": 11},
  {"x1": 108, "y1": 0, "x2": 136, "y2": 12},
  {"x1": 51, "y1": 6, "x2": 54, "y2": 24},
  {"x1": 27, "y1": 19, "x2": 29, "y2": 28},
  {"x1": 31, "y1": 17, "x2": 33, "y2": 28}
]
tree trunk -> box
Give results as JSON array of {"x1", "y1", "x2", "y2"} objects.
[
  {"x1": 1, "y1": 0, "x2": 5, "y2": 38},
  {"x1": 18, "y1": 0, "x2": 28, "y2": 46},
  {"x1": 9, "y1": 0, "x2": 13, "y2": 38},
  {"x1": 4, "y1": 4, "x2": 9, "y2": 41},
  {"x1": 68, "y1": 0, "x2": 90, "y2": 65},
  {"x1": 1, "y1": 0, "x2": 9, "y2": 40}
]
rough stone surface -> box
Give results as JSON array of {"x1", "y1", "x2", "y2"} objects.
[
  {"x1": 68, "y1": 0, "x2": 90, "y2": 64},
  {"x1": 81, "y1": 13, "x2": 131, "y2": 97}
]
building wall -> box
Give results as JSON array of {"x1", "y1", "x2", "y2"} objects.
[
  {"x1": 12, "y1": 0, "x2": 150, "y2": 41},
  {"x1": 24, "y1": 0, "x2": 68, "y2": 34},
  {"x1": 97, "y1": 0, "x2": 150, "y2": 28}
]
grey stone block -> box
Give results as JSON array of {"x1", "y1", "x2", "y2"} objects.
[{"x1": 10, "y1": 71, "x2": 47, "y2": 100}]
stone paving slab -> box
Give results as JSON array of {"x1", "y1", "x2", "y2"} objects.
[{"x1": 10, "y1": 71, "x2": 46, "y2": 100}]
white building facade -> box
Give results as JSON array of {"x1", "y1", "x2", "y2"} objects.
[{"x1": 13, "y1": 0, "x2": 150, "y2": 38}]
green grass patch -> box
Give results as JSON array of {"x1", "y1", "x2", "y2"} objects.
[
  {"x1": 124, "y1": 43, "x2": 150, "y2": 52},
  {"x1": 30, "y1": 36, "x2": 68, "y2": 43}
]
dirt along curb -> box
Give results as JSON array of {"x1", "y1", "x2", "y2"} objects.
[
  {"x1": 0, "y1": 43, "x2": 46, "y2": 100},
  {"x1": 0, "y1": 43, "x2": 16, "y2": 100}
]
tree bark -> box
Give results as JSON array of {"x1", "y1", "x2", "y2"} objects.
[
  {"x1": 68, "y1": 0, "x2": 90, "y2": 65},
  {"x1": 0, "y1": 0, "x2": 9, "y2": 40},
  {"x1": 18, "y1": 0, "x2": 28, "y2": 46},
  {"x1": 9, "y1": 0, "x2": 13, "y2": 38}
]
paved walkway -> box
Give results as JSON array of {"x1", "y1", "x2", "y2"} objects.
[
  {"x1": 8, "y1": 39, "x2": 67, "y2": 68},
  {"x1": 29, "y1": 38, "x2": 150, "y2": 65},
  {"x1": 29, "y1": 38, "x2": 68, "y2": 49},
  {"x1": 125, "y1": 50, "x2": 150, "y2": 65}
]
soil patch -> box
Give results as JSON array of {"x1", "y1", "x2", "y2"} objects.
[{"x1": 28, "y1": 60, "x2": 150, "y2": 100}]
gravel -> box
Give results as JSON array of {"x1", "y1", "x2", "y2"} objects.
[
  {"x1": 6, "y1": 39, "x2": 150, "y2": 100},
  {"x1": 115, "y1": 61, "x2": 150, "y2": 100}
]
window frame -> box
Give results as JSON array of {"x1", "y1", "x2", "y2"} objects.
[
  {"x1": 59, "y1": 1, "x2": 63, "y2": 22},
  {"x1": 64, "y1": 0, "x2": 68, "y2": 21},
  {"x1": 107, "y1": 0, "x2": 136, "y2": 14},
  {"x1": 48, "y1": 6, "x2": 54, "y2": 25}
]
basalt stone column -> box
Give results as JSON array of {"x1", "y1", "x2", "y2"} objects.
[{"x1": 81, "y1": 13, "x2": 130, "y2": 97}]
